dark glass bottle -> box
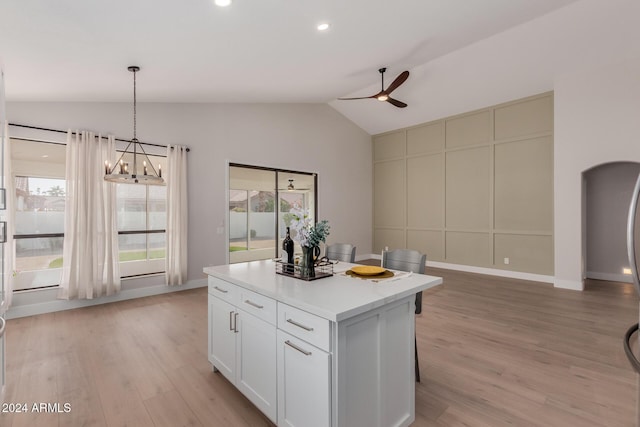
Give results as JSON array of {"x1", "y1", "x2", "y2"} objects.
[{"x1": 283, "y1": 227, "x2": 294, "y2": 273}]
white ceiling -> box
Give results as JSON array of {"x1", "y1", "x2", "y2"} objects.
[{"x1": 0, "y1": 0, "x2": 585, "y2": 133}]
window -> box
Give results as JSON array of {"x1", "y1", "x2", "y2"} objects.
[
  {"x1": 228, "y1": 164, "x2": 317, "y2": 263},
  {"x1": 116, "y1": 153, "x2": 166, "y2": 277},
  {"x1": 279, "y1": 189, "x2": 309, "y2": 241},
  {"x1": 14, "y1": 176, "x2": 66, "y2": 271},
  {"x1": 11, "y1": 138, "x2": 66, "y2": 291},
  {"x1": 229, "y1": 189, "x2": 276, "y2": 252},
  {"x1": 10, "y1": 135, "x2": 168, "y2": 290},
  {"x1": 116, "y1": 166, "x2": 166, "y2": 276},
  {"x1": 229, "y1": 189, "x2": 248, "y2": 251}
]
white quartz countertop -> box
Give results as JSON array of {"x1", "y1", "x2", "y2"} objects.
[{"x1": 203, "y1": 260, "x2": 443, "y2": 322}]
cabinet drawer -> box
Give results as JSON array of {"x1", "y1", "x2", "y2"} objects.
[
  {"x1": 278, "y1": 303, "x2": 331, "y2": 352},
  {"x1": 238, "y1": 288, "x2": 277, "y2": 326},
  {"x1": 208, "y1": 276, "x2": 238, "y2": 305}
]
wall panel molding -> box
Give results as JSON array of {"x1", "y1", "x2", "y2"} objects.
[{"x1": 373, "y1": 92, "x2": 554, "y2": 275}]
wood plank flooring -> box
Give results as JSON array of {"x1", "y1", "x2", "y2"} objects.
[{"x1": 1, "y1": 266, "x2": 639, "y2": 426}]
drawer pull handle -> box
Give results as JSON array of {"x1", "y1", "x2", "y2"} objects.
[
  {"x1": 244, "y1": 300, "x2": 264, "y2": 309},
  {"x1": 286, "y1": 318, "x2": 314, "y2": 332},
  {"x1": 234, "y1": 312, "x2": 239, "y2": 333},
  {"x1": 214, "y1": 286, "x2": 228, "y2": 294},
  {"x1": 285, "y1": 340, "x2": 312, "y2": 356}
]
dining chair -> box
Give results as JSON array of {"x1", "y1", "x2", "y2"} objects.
[
  {"x1": 325, "y1": 243, "x2": 356, "y2": 263},
  {"x1": 381, "y1": 248, "x2": 426, "y2": 382}
]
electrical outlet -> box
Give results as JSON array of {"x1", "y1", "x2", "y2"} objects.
[{"x1": 503, "y1": 257, "x2": 510, "y2": 265}]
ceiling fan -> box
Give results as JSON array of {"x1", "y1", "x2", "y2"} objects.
[
  {"x1": 338, "y1": 67, "x2": 410, "y2": 108},
  {"x1": 279, "y1": 179, "x2": 311, "y2": 192}
]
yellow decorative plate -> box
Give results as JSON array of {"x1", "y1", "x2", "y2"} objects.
[{"x1": 350, "y1": 266, "x2": 386, "y2": 276}]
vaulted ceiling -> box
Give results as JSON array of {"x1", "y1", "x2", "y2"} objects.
[{"x1": 0, "y1": 0, "x2": 616, "y2": 134}]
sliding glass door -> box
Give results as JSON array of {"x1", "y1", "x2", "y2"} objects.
[
  {"x1": 229, "y1": 164, "x2": 317, "y2": 263},
  {"x1": 277, "y1": 172, "x2": 316, "y2": 253},
  {"x1": 229, "y1": 167, "x2": 277, "y2": 263}
]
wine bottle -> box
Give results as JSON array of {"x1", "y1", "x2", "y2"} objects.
[{"x1": 283, "y1": 227, "x2": 294, "y2": 273}]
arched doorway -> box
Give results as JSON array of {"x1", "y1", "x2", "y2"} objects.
[{"x1": 583, "y1": 161, "x2": 640, "y2": 285}]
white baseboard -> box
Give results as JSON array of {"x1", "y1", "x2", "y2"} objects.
[
  {"x1": 553, "y1": 278, "x2": 584, "y2": 291},
  {"x1": 427, "y1": 261, "x2": 554, "y2": 284},
  {"x1": 6, "y1": 278, "x2": 208, "y2": 319},
  {"x1": 365, "y1": 254, "x2": 554, "y2": 284},
  {"x1": 585, "y1": 271, "x2": 633, "y2": 284}
]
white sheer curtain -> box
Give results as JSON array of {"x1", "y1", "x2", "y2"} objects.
[
  {"x1": 165, "y1": 144, "x2": 188, "y2": 286},
  {"x1": 1, "y1": 121, "x2": 15, "y2": 309},
  {"x1": 59, "y1": 130, "x2": 120, "y2": 299}
]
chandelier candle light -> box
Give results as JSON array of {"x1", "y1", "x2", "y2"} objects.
[{"x1": 104, "y1": 66, "x2": 164, "y2": 185}]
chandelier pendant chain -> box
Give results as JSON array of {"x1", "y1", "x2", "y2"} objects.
[
  {"x1": 104, "y1": 65, "x2": 164, "y2": 185},
  {"x1": 132, "y1": 67, "x2": 138, "y2": 177},
  {"x1": 133, "y1": 67, "x2": 137, "y2": 141}
]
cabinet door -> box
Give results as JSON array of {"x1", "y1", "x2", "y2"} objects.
[
  {"x1": 277, "y1": 330, "x2": 330, "y2": 427},
  {"x1": 236, "y1": 309, "x2": 277, "y2": 423},
  {"x1": 209, "y1": 294, "x2": 237, "y2": 382}
]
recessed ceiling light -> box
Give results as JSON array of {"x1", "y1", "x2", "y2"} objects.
[
  {"x1": 317, "y1": 23, "x2": 330, "y2": 31},
  {"x1": 214, "y1": 0, "x2": 232, "y2": 7}
]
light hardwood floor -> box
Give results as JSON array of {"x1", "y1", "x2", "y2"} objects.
[{"x1": 1, "y1": 267, "x2": 639, "y2": 426}]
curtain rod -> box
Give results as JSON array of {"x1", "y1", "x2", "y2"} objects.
[
  {"x1": 8, "y1": 123, "x2": 190, "y2": 152},
  {"x1": 9, "y1": 136, "x2": 169, "y2": 158}
]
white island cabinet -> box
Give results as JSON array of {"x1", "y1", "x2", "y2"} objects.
[
  {"x1": 204, "y1": 260, "x2": 442, "y2": 427},
  {"x1": 208, "y1": 276, "x2": 278, "y2": 422}
]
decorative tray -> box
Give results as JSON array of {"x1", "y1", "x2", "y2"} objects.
[{"x1": 275, "y1": 259, "x2": 334, "y2": 281}]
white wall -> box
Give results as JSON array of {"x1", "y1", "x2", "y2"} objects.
[
  {"x1": 554, "y1": 58, "x2": 640, "y2": 290},
  {"x1": 5, "y1": 102, "x2": 372, "y2": 314}
]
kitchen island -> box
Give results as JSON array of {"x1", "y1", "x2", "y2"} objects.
[{"x1": 203, "y1": 260, "x2": 442, "y2": 427}]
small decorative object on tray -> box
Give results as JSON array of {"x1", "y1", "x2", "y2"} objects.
[
  {"x1": 286, "y1": 206, "x2": 331, "y2": 279},
  {"x1": 282, "y1": 227, "x2": 295, "y2": 274},
  {"x1": 275, "y1": 258, "x2": 334, "y2": 281}
]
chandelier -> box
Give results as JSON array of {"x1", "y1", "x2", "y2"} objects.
[{"x1": 104, "y1": 66, "x2": 164, "y2": 185}]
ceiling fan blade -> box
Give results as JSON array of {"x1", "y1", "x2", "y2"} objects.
[
  {"x1": 337, "y1": 95, "x2": 376, "y2": 100},
  {"x1": 385, "y1": 71, "x2": 410, "y2": 95},
  {"x1": 386, "y1": 97, "x2": 407, "y2": 108}
]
